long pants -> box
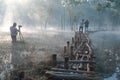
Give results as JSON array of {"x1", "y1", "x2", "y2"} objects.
[
  {"x1": 85, "y1": 27, "x2": 88, "y2": 32},
  {"x1": 79, "y1": 26, "x2": 83, "y2": 32},
  {"x1": 11, "y1": 35, "x2": 17, "y2": 43}
]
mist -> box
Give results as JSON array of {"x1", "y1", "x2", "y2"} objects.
[
  {"x1": 89, "y1": 31, "x2": 120, "y2": 76},
  {"x1": 0, "y1": 0, "x2": 120, "y2": 32},
  {"x1": 0, "y1": 0, "x2": 120, "y2": 80}
]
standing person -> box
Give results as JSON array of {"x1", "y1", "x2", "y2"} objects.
[
  {"x1": 10, "y1": 22, "x2": 19, "y2": 43},
  {"x1": 66, "y1": 41, "x2": 71, "y2": 57},
  {"x1": 84, "y1": 20, "x2": 89, "y2": 32},
  {"x1": 79, "y1": 19, "x2": 84, "y2": 32}
]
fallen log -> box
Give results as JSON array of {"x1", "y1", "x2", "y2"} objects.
[
  {"x1": 57, "y1": 60, "x2": 95, "y2": 64},
  {"x1": 49, "y1": 68, "x2": 96, "y2": 74},
  {"x1": 45, "y1": 70, "x2": 100, "y2": 80}
]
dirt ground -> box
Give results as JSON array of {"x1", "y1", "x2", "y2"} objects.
[{"x1": 0, "y1": 30, "x2": 120, "y2": 80}]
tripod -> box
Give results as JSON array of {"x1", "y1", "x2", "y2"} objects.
[{"x1": 18, "y1": 27, "x2": 24, "y2": 42}]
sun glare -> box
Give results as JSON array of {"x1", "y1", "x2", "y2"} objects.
[
  {"x1": 6, "y1": 0, "x2": 17, "y2": 4},
  {"x1": 6, "y1": 0, "x2": 29, "y2": 5},
  {"x1": 1, "y1": 26, "x2": 9, "y2": 32}
]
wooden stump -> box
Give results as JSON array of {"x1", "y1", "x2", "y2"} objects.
[
  {"x1": 64, "y1": 56, "x2": 69, "y2": 69},
  {"x1": 52, "y1": 54, "x2": 57, "y2": 67}
]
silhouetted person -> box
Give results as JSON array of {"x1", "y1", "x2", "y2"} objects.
[
  {"x1": 84, "y1": 20, "x2": 89, "y2": 32},
  {"x1": 10, "y1": 22, "x2": 19, "y2": 43},
  {"x1": 79, "y1": 19, "x2": 84, "y2": 32}
]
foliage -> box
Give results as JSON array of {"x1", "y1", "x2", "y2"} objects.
[
  {"x1": 62, "y1": 0, "x2": 81, "y2": 7},
  {"x1": 96, "y1": 3, "x2": 104, "y2": 12},
  {"x1": 96, "y1": 0, "x2": 120, "y2": 14}
]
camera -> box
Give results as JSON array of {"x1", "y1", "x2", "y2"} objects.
[{"x1": 18, "y1": 25, "x2": 22, "y2": 28}]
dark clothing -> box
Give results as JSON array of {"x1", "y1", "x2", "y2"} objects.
[
  {"x1": 11, "y1": 35, "x2": 17, "y2": 43},
  {"x1": 85, "y1": 21, "x2": 89, "y2": 27},
  {"x1": 79, "y1": 19, "x2": 84, "y2": 32},
  {"x1": 84, "y1": 20, "x2": 89, "y2": 32},
  {"x1": 79, "y1": 26, "x2": 83, "y2": 31}
]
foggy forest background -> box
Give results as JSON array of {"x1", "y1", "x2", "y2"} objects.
[
  {"x1": 0, "y1": 0, "x2": 120, "y2": 80},
  {"x1": 0, "y1": 0, "x2": 120, "y2": 31}
]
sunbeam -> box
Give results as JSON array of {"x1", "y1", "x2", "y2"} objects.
[{"x1": 6, "y1": 0, "x2": 29, "y2": 5}]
